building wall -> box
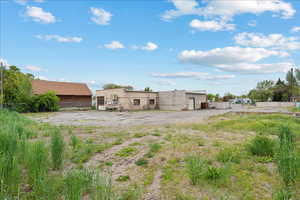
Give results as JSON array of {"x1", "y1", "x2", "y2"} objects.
[
  {"x1": 210, "y1": 102, "x2": 231, "y2": 109},
  {"x1": 256, "y1": 102, "x2": 296, "y2": 107},
  {"x1": 58, "y1": 95, "x2": 92, "y2": 108},
  {"x1": 96, "y1": 88, "x2": 158, "y2": 110},
  {"x1": 158, "y1": 91, "x2": 187, "y2": 111},
  {"x1": 186, "y1": 93, "x2": 207, "y2": 110}
]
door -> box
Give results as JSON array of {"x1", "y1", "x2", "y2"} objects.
[
  {"x1": 97, "y1": 96, "x2": 105, "y2": 110},
  {"x1": 188, "y1": 97, "x2": 195, "y2": 110}
]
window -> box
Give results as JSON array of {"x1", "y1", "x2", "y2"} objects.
[
  {"x1": 149, "y1": 99, "x2": 155, "y2": 105},
  {"x1": 97, "y1": 96, "x2": 105, "y2": 105},
  {"x1": 133, "y1": 99, "x2": 140, "y2": 105}
]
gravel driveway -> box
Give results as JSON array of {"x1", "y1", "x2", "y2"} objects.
[{"x1": 29, "y1": 106, "x2": 291, "y2": 127}]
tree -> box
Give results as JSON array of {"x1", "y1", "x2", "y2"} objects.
[
  {"x1": 248, "y1": 80, "x2": 274, "y2": 102},
  {"x1": 144, "y1": 87, "x2": 152, "y2": 92},
  {"x1": 3, "y1": 65, "x2": 33, "y2": 112},
  {"x1": 103, "y1": 83, "x2": 133, "y2": 90},
  {"x1": 30, "y1": 91, "x2": 60, "y2": 112},
  {"x1": 286, "y1": 68, "x2": 299, "y2": 101},
  {"x1": 273, "y1": 79, "x2": 288, "y2": 101},
  {"x1": 222, "y1": 92, "x2": 235, "y2": 102}
]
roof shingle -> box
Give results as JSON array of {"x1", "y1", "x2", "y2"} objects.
[{"x1": 32, "y1": 80, "x2": 92, "y2": 96}]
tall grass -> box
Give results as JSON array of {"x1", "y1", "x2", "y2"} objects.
[
  {"x1": 248, "y1": 135, "x2": 275, "y2": 157},
  {"x1": 185, "y1": 156, "x2": 205, "y2": 185},
  {"x1": 51, "y1": 129, "x2": 65, "y2": 170}
]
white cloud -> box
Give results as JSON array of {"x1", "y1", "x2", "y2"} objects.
[
  {"x1": 179, "y1": 47, "x2": 288, "y2": 65},
  {"x1": 16, "y1": 0, "x2": 44, "y2": 5},
  {"x1": 234, "y1": 32, "x2": 300, "y2": 51},
  {"x1": 178, "y1": 46, "x2": 291, "y2": 74},
  {"x1": 90, "y1": 7, "x2": 112, "y2": 25},
  {"x1": 25, "y1": 65, "x2": 45, "y2": 72},
  {"x1": 104, "y1": 41, "x2": 124, "y2": 49},
  {"x1": 141, "y1": 42, "x2": 158, "y2": 51},
  {"x1": 153, "y1": 79, "x2": 176, "y2": 86},
  {"x1": 36, "y1": 34, "x2": 83, "y2": 43},
  {"x1": 216, "y1": 62, "x2": 293, "y2": 74},
  {"x1": 190, "y1": 19, "x2": 235, "y2": 31},
  {"x1": 0, "y1": 58, "x2": 9, "y2": 67},
  {"x1": 36, "y1": 76, "x2": 48, "y2": 80},
  {"x1": 291, "y1": 26, "x2": 300, "y2": 33},
  {"x1": 152, "y1": 71, "x2": 235, "y2": 80},
  {"x1": 162, "y1": 0, "x2": 295, "y2": 21},
  {"x1": 25, "y1": 6, "x2": 56, "y2": 24}
]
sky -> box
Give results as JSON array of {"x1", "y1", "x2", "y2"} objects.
[{"x1": 1, "y1": 0, "x2": 300, "y2": 95}]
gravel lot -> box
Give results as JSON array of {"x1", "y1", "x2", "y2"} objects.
[
  {"x1": 28, "y1": 106, "x2": 292, "y2": 127},
  {"x1": 30, "y1": 109, "x2": 233, "y2": 127}
]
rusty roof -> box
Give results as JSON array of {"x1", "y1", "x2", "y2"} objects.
[{"x1": 32, "y1": 80, "x2": 92, "y2": 96}]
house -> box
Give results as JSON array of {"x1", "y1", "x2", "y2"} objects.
[
  {"x1": 96, "y1": 88, "x2": 159, "y2": 111},
  {"x1": 158, "y1": 90, "x2": 208, "y2": 111},
  {"x1": 95, "y1": 88, "x2": 207, "y2": 111},
  {"x1": 31, "y1": 80, "x2": 92, "y2": 108}
]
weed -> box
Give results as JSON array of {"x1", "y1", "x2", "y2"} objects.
[
  {"x1": 116, "y1": 175, "x2": 130, "y2": 182},
  {"x1": 133, "y1": 133, "x2": 146, "y2": 138},
  {"x1": 248, "y1": 135, "x2": 275, "y2": 157},
  {"x1": 91, "y1": 172, "x2": 117, "y2": 200},
  {"x1": 135, "y1": 158, "x2": 148, "y2": 166},
  {"x1": 185, "y1": 155, "x2": 205, "y2": 185},
  {"x1": 217, "y1": 147, "x2": 241, "y2": 163},
  {"x1": 152, "y1": 132, "x2": 161, "y2": 137},
  {"x1": 204, "y1": 166, "x2": 222, "y2": 180},
  {"x1": 51, "y1": 129, "x2": 65, "y2": 170},
  {"x1": 105, "y1": 161, "x2": 113, "y2": 167},
  {"x1": 112, "y1": 138, "x2": 123, "y2": 145},
  {"x1": 115, "y1": 147, "x2": 137, "y2": 157},
  {"x1": 175, "y1": 193, "x2": 196, "y2": 200},
  {"x1": 70, "y1": 135, "x2": 79, "y2": 149},
  {"x1": 119, "y1": 185, "x2": 141, "y2": 200}
]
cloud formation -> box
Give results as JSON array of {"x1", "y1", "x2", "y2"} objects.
[
  {"x1": 178, "y1": 46, "x2": 290, "y2": 74},
  {"x1": 36, "y1": 35, "x2": 83, "y2": 43},
  {"x1": 104, "y1": 41, "x2": 125, "y2": 49},
  {"x1": 153, "y1": 71, "x2": 235, "y2": 80},
  {"x1": 90, "y1": 7, "x2": 112, "y2": 25},
  {"x1": 291, "y1": 26, "x2": 300, "y2": 33},
  {"x1": 25, "y1": 6, "x2": 56, "y2": 24},
  {"x1": 162, "y1": 0, "x2": 295, "y2": 21},
  {"x1": 190, "y1": 19, "x2": 235, "y2": 31},
  {"x1": 141, "y1": 42, "x2": 158, "y2": 51},
  {"x1": 234, "y1": 32, "x2": 300, "y2": 51},
  {"x1": 25, "y1": 65, "x2": 45, "y2": 72}
]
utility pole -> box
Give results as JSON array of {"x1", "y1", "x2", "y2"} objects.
[{"x1": 0, "y1": 61, "x2": 3, "y2": 109}]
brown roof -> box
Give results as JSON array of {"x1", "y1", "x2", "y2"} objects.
[{"x1": 32, "y1": 80, "x2": 92, "y2": 96}]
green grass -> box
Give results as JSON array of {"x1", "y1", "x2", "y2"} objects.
[
  {"x1": 115, "y1": 147, "x2": 138, "y2": 157},
  {"x1": 51, "y1": 129, "x2": 65, "y2": 169},
  {"x1": 216, "y1": 147, "x2": 241, "y2": 163},
  {"x1": 287, "y1": 106, "x2": 300, "y2": 113},
  {"x1": 192, "y1": 113, "x2": 300, "y2": 135},
  {"x1": 247, "y1": 135, "x2": 276, "y2": 157}
]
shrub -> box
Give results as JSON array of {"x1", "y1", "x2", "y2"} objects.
[
  {"x1": 51, "y1": 129, "x2": 65, "y2": 170},
  {"x1": 217, "y1": 147, "x2": 241, "y2": 163},
  {"x1": 30, "y1": 91, "x2": 60, "y2": 112},
  {"x1": 248, "y1": 135, "x2": 275, "y2": 157}
]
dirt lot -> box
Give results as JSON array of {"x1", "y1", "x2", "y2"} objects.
[{"x1": 28, "y1": 106, "x2": 291, "y2": 127}]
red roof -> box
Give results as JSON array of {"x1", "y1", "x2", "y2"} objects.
[{"x1": 32, "y1": 80, "x2": 92, "y2": 96}]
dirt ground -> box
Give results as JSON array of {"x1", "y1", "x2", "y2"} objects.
[{"x1": 28, "y1": 106, "x2": 290, "y2": 127}]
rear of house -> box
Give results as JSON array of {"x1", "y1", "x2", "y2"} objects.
[
  {"x1": 96, "y1": 88, "x2": 158, "y2": 111},
  {"x1": 31, "y1": 80, "x2": 92, "y2": 108}
]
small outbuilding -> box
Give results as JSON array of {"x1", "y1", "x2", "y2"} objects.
[
  {"x1": 31, "y1": 80, "x2": 92, "y2": 108},
  {"x1": 158, "y1": 90, "x2": 207, "y2": 111}
]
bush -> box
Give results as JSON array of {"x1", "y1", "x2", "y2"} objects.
[
  {"x1": 30, "y1": 91, "x2": 60, "y2": 112},
  {"x1": 51, "y1": 129, "x2": 65, "y2": 170},
  {"x1": 248, "y1": 135, "x2": 275, "y2": 157}
]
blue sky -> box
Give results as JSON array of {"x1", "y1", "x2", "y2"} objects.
[{"x1": 1, "y1": 0, "x2": 300, "y2": 95}]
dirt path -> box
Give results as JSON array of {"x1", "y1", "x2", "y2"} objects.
[{"x1": 143, "y1": 169, "x2": 162, "y2": 200}]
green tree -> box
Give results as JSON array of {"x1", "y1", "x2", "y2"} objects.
[
  {"x1": 103, "y1": 83, "x2": 133, "y2": 90},
  {"x1": 222, "y1": 92, "x2": 235, "y2": 102},
  {"x1": 273, "y1": 79, "x2": 288, "y2": 101},
  {"x1": 286, "y1": 68, "x2": 299, "y2": 101},
  {"x1": 144, "y1": 87, "x2": 152, "y2": 92},
  {"x1": 30, "y1": 91, "x2": 60, "y2": 112},
  {"x1": 2, "y1": 66, "x2": 33, "y2": 112},
  {"x1": 248, "y1": 80, "x2": 274, "y2": 102}
]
